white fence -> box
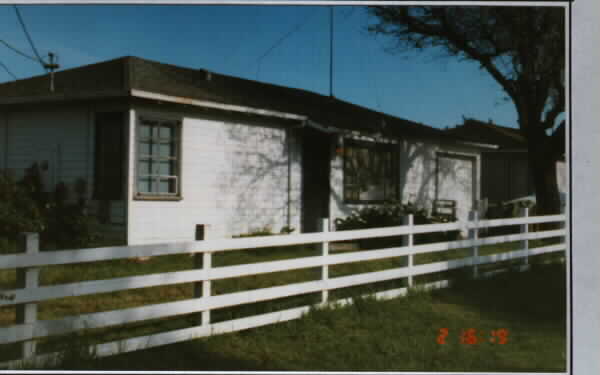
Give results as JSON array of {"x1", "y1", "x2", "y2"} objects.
[{"x1": 0, "y1": 210, "x2": 566, "y2": 369}]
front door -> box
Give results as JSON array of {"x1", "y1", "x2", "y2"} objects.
[
  {"x1": 436, "y1": 153, "x2": 476, "y2": 222},
  {"x1": 301, "y1": 128, "x2": 331, "y2": 232}
]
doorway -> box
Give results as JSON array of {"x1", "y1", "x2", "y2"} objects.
[{"x1": 301, "y1": 127, "x2": 331, "y2": 233}]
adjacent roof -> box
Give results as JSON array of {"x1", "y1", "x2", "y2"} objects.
[
  {"x1": 1, "y1": 56, "x2": 463, "y2": 142},
  {"x1": 445, "y1": 118, "x2": 526, "y2": 150}
]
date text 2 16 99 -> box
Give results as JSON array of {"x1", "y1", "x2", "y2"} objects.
[{"x1": 436, "y1": 328, "x2": 509, "y2": 345}]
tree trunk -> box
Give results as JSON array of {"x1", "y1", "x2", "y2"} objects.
[
  {"x1": 530, "y1": 151, "x2": 561, "y2": 215},
  {"x1": 519, "y1": 106, "x2": 562, "y2": 217},
  {"x1": 525, "y1": 129, "x2": 561, "y2": 218}
]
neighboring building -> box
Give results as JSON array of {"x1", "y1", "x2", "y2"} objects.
[
  {"x1": 0, "y1": 56, "x2": 489, "y2": 244},
  {"x1": 445, "y1": 118, "x2": 566, "y2": 210}
]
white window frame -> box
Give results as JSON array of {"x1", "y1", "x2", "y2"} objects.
[{"x1": 134, "y1": 116, "x2": 182, "y2": 200}]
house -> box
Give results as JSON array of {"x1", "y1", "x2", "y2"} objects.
[
  {"x1": 445, "y1": 118, "x2": 567, "y2": 212},
  {"x1": 0, "y1": 56, "x2": 490, "y2": 244}
]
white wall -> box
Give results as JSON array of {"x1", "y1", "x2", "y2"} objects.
[
  {"x1": 127, "y1": 107, "x2": 302, "y2": 244},
  {"x1": 329, "y1": 134, "x2": 481, "y2": 228}
]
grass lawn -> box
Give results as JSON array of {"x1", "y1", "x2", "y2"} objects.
[
  {"x1": 0, "y1": 232, "x2": 564, "y2": 369},
  {"x1": 53, "y1": 261, "x2": 567, "y2": 372}
]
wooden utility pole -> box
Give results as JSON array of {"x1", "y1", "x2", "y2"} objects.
[{"x1": 44, "y1": 52, "x2": 59, "y2": 92}]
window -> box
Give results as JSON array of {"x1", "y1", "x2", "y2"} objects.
[
  {"x1": 94, "y1": 112, "x2": 125, "y2": 200},
  {"x1": 343, "y1": 139, "x2": 399, "y2": 203},
  {"x1": 136, "y1": 117, "x2": 181, "y2": 198}
]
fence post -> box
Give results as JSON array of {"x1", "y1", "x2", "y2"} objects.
[
  {"x1": 468, "y1": 211, "x2": 479, "y2": 279},
  {"x1": 202, "y1": 252, "x2": 212, "y2": 326},
  {"x1": 402, "y1": 214, "x2": 414, "y2": 288},
  {"x1": 520, "y1": 207, "x2": 530, "y2": 271},
  {"x1": 194, "y1": 227, "x2": 211, "y2": 326},
  {"x1": 320, "y1": 218, "x2": 329, "y2": 305},
  {"x1": 16, "y1": 232, "x2": 39, "y2": 360}
]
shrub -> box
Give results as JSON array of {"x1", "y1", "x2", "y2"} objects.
[
  {"x1": 45, "y1": 182, "x2": 101, "y2": 248},
  {"x1": 334, "y1": 201, "x2": 428, "y2": 232},
  {"x1": 0, "y1": 165, "x2": 101, "y2": 250},
  {"x1": 0, "y1": 170, "x2": 46, "y2": 239},
  {"x1": 334, "y1": 201, "x2": 459, "y2": 248}
]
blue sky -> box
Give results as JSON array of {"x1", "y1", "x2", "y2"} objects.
[{"x1": 0, "y1": 4, "x2": 518, "y2": 129}]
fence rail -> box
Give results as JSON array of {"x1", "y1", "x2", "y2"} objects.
[{"x1": 0, "y1": 211, "x2": 566, "y2": 369}]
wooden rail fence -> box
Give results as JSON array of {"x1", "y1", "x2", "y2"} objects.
[{"x1": 0, "y1": 210, "x2": 566, "y2": 369}]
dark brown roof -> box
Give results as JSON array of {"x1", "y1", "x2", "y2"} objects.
[
  {"x1": 445, "y1": 118, "x2": 526, "y2": 149},
  {"x1": 0, "y1": 56, "x2": 455, "y2": 140}
]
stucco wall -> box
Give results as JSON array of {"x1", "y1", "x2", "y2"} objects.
[
  {"x1": 329, "y1": 134, "x2": 481, "y2": 229},
  {"x1": 127, "y1": 107, "x2": 302, "y2": 244}
]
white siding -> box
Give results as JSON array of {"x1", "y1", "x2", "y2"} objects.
[
  {"x1": 127, "y1": 108, "x2": 302, "y2": 245},
  {"x1": 330, "y1": 135, "x2": 481, "y2": 228}
]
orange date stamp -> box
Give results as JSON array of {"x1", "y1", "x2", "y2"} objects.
[{"x1": 437, "y1": 328, "x2": 509, "y2": 345}]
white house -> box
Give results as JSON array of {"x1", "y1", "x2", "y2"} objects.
[
  {"x1": 0, "y1": 56, "x2": 490, "y2": 244},
  {"x1": 445, "y1": 118, "x2": 567, "y2": 213}
]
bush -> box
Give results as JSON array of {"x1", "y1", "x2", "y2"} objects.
[
  {"x1": 334, "y1": 201, "x2": 429, "y2": 232},
  {"x1": 46, "y1": 203, "x2": 101, "y2": 248},
  {"x1": 0, "y1": 165, "x2": 101, "y2": 250},
  {"x1": 0, "y1": 169, "x2": 46, "y2": 239},
  {"x1": 334, "y1": 201, "x2": 459, "y2": 249}
]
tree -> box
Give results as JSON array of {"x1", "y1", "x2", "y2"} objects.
[{"x1": 368, "y1": 6, "x2": 565, "y2": 215}]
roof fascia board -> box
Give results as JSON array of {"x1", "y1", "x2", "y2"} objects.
[
  {"x1": 454, "y1": 140, "x2": 500, "y2": 150},
  {"x1": 0, "y1": 90, "x2": 129, "y2": 105},
  {"x1": 305, "y1": 119, "x2": 345, "y2": 134},
  {"x1": 130, "y1": 89, "x2": 307, "y2": 122}
]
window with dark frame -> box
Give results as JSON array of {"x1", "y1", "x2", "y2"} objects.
[
  {"x1": 343, "y1": 139, "x2": 399, "y2": 203},
  {"x1": 136, "y1": 117, "x2": 181, "y2": 197}
]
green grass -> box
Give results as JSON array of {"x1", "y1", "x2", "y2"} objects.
[
  {"x1": 52, "y1": 261, "x2": 566, "y2": 372},
  {"x1": 0, "y1": 233, "x2": 565, "y2": 369}
]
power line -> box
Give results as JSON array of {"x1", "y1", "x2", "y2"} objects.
[
  {"x1": 0, "y1": 39, "x2": 39, "y2": 62},
  {"x1": 255, "y1": 8, "x2": 318, "y2": 79},
  {"x1": 0, "y1": 61, "x2": 17, "y2": 80},
  {"x1": 13, "y1": 5, "x2": 46, "y2": 71},
  {"x1": 329, "y1": 6, "x2": 334, "y2": 97}
]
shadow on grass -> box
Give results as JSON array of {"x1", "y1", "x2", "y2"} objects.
[
  {"x1": 56, "y1": 339, "x2": 271, "y2": 371},
  {"x1": 434, "y1": 262, "x2": 566, "y2": 323}
]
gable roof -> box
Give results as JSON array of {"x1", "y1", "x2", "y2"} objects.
[
  {"x1": 445, "y1": 118, "x2": 526, "y2": 150},
  {"x1": 1, "y1": 56, "x2": 462, "y2": 142}
]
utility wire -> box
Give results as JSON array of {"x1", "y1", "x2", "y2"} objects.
[
  {"x1": 13, "y1": 5, "x2": 46, "y2": 71},
  {"x1": 0, "y1": 61, "x2": 17, "y2": 80},
  {"x1": 0, "y1": 39, "x2": 39, "y2": 62},
  {"x1": 255, "y1": 8, "x2": 318, "y2": 79},
  {"x1": 329, "y1": 6, "x2": 333, "y2": 97}
]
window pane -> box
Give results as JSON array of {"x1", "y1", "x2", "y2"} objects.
[
  {"x1": 157, "y1": 161, "x2": 175, "y2": 175},
  {"x1": 139, "y1": 141, "x2": 152, "y2": 156},
  {"x1": 159, "y1": 126, "x2": 173, "y2": 139},
  {"x1": 360, "y1": 184, "x2": 385, "y2": 201},
  {"x1": 139, "y1": 125, "x2": 152, "y2": 138},
  {"x1": 137, "y1": 178, "x2": 153, "y2": 193},
  {"x1": 344, "y1": 141, "x2": 398, "y2": 202},
  {"x1": 158, "y1": 178, "x2": 177, "y2": 194},
  {"x1": 158, "y1": 143, "x2": 174, "y2": 158},
  {"x1": 138, "y1": 160, "x2": 152, "y2": 175}
]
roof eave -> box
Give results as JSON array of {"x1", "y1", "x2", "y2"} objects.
[
  {"x1": 455, "y1": 140, "x2": 500, "y2": 150},
  {"x1": 0, "y1": 90, "x2": 130, "y2": 105},
  {"x1": 130, "y1": 89, "x2": 308, "y2": 122}
]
